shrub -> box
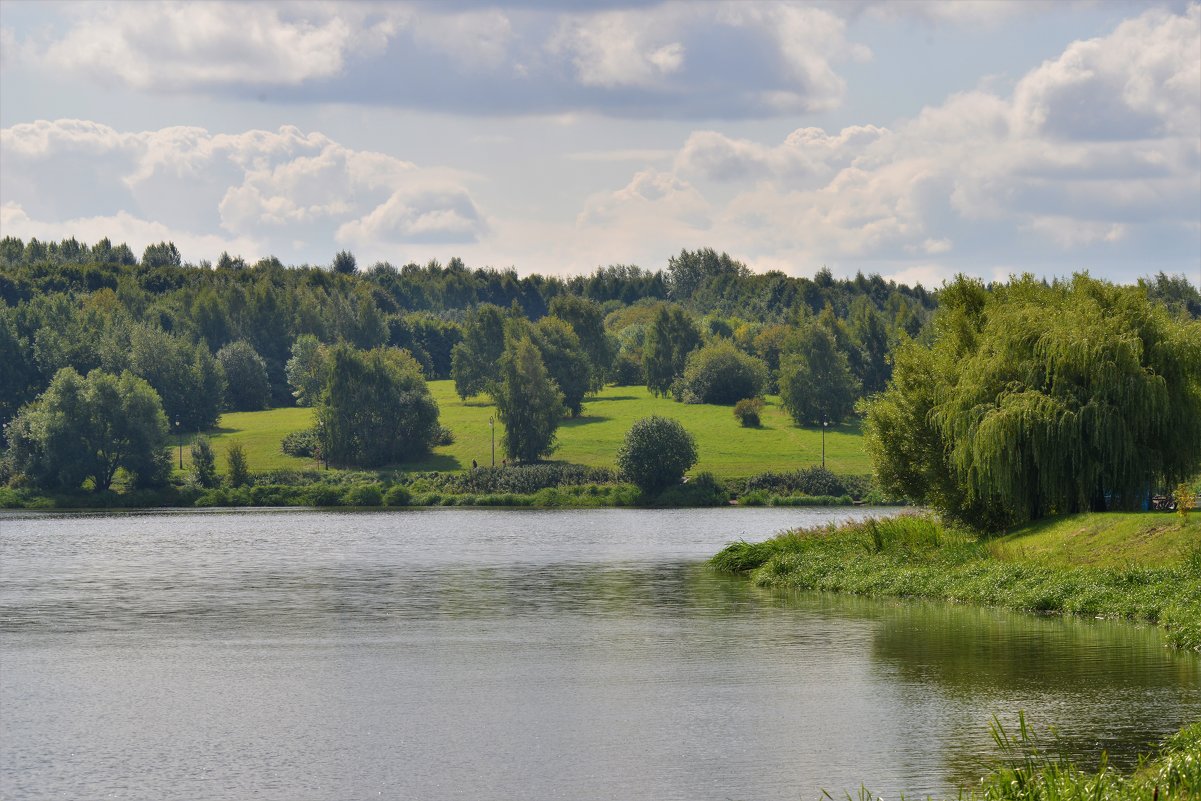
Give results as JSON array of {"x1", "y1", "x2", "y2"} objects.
[
  {"x1": 226, "y1": 442, "x2": 250, "y2": 488},
  {"x1": 676, "y1": 341, "x2": 768, "y2": 405},
  {"x1": 745, "y1": 467, "x2": 848, "y2": 497},
  {"x1": 733, "y1": 397, "x2": 763, "y2": 427},
  {"x1": 651, "y1": 472, "x2": 728, "y2": 507},
  {"x1": 433, "y1": 425, "x2": 455, "y2": 446},
  {"x1": 281, "y1": 428, "x2": 320, "y2": 458},
  {"x1": 343, "y1": 483, "x2": 383, "y2": 507},
  {"x1": 617, "y1": 416, "x2": 698, "y2": 493},
  {"x1": 383, "y1": 484, "x2": 412, "y2": 506},
  {"x1": 189, "y1": 436, "x2": 220, "y2": 488},
  {"x1": 305, "y1": 483, "x2": 343, "y2": 506},
  {"x1": 417, "y1": 464, "x2": 618, "y2": 495}
]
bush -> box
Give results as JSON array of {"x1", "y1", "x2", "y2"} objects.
[
  {"x1": 226, "y1": 442, "x2": 250, "y2": 488},
  {"x1": 190, "y1": 436, "x2": 219, "y2": 488},
  {"x1": 343, "y1": 483, "x2": 383, "y2": 507},
  {"x1": 676, "y1": 341, "x2": 768, "y2": 405},
  {"x1": 433, "y1": 425, "x2": 455, "y2": 446},
  {"x1": 650, "y1": 472, "x2": 729, "y2": 507},
  {"x1": 305, "y1": 484, "x2": 344, "y2": 506},
  {"x1": 415, "y1": 464, "x2": 618, "y2": 495},
  {"x1": 733, "y1": 397, "x2": 763, "y2": 427},
  {"x1": 281, "y1": 428, "x2": 320, "y2": 458},
  {"x1": 745, "y1": 467, "x2": 850, "y2": 498},
  {"x1": 383, "y1": 484, "x2": 412, "y2": 506},
  {"x1": 617, "y1": 416, "x2": 698, "y2": 493}
]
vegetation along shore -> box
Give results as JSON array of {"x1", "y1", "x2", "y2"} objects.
[{"x1": 712, "y1": 513, "x2": 1201, "y2": 650}]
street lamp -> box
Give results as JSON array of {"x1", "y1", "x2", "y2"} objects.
[
  {"x1": 822, "y1": 420, "x2": 828, "y2": 469},
  {"x1": 489, "y1": 416, "x2": 495, "y2": 468},
  {"x1": 316, "y1": 420, "x2": 327, "y2": 470},
  {"x1": 175, "y1": 419, "x2": 182, "y2": 470}
]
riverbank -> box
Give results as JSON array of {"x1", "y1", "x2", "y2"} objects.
[
  {"x1": 857, "y1": 717, "x2": 1200, "y2": 801},
  {"x1": 0, "y1": 462, "x2": 897, "y2": 511},
  {"x1": 711, "y1": 513, "x2": 1201, "y2": 650}
]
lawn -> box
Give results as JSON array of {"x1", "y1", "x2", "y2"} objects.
[
  {"x1": 183, "y1": 380, "x2": 870, "y2": 479},
  {"x1": 990, "y1": 511, "x2": 1201, "y2": 567}
]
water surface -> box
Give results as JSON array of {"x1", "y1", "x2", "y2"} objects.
[{"x1": 1, "y1": 507, "x2": 1197, "y2": 800}]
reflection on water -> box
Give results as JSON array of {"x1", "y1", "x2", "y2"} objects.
[{"x1": 1, "y1": 508, "x2": 1197, "y2": 801}]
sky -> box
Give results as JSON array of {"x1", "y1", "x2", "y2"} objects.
[{"x1": 1, "y1": 0, "x2": 1199, "y2": 287}]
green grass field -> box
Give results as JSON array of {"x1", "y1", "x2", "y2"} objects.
[
  {"x1": 181, "y1": 380, "x2": 869, "y2": 479},
  {"x1": 990, "y1": 511, "x2": 1200, "y2": 567}
]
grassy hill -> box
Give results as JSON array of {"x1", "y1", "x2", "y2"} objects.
[
  {"x1": 183, "y1": 380, "x2": 870, "y2": 479},
  {"x1": 989, "y1": 512, "x2": 1200, "y2": 568}
]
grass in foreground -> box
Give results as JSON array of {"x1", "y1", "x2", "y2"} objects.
[
  {"x1": 832, "y1": 716, "x2": 1201, "y2": 801},
  {"x1": 711, "y1": 513, "x2": 1201, "y2": 650},
  {"x1": 180, "y1": 381, "x2": 869, "y2": 480}
]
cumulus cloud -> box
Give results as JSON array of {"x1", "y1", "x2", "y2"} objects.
[
  {"x1": 0, "y1": 120, "x2": 487, "y2": 262},
  {"x1": 11, "y1": 1, "x2": 870, "y2": 118},
  {"x1": 584, "y1": 3, "x2": 1200, "y2": 281}
]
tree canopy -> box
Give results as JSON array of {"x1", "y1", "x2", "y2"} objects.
[
  {"x1": 493, "y1": 336, "x2": 564, "y2": 463},
  {"x1": 6, "y1": 367, "x2": 170, "y2": 491},
  {"x1": 316, "y1": 345, "x2": 441, "y2": 468},
  {"x1": 863, "y1": 274, "x2": 1201, "y2": 530}
]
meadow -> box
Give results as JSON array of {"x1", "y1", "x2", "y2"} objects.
[{"x1": 183, "y1": 380, "x2": 870, "y2": 479}]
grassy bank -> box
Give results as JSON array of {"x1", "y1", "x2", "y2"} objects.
[
  {"x1": 172, "y1": 381, "x2": 869, "y2": 479},
  {"x1": 837, "y1": 717, "x2": 1200, "y2": 801},
  {"x1": 712, "y1": 513, "x2": 1201, "y2": 650}
]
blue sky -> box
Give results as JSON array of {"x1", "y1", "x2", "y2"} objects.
[{"x1": 1, "y1": 0, "x2": 1198, "y2": 287}]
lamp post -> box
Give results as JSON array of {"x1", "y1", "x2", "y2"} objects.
[
  {"x1": 175, "y1": 419, "x2": 182, "y2": 470},
  {"x1": 489, "y1": 416, "x2": 495, "y2": 467},
  {"x1": 316, "y1": 420, "x2": 327, "y2": 470},
  {"x1": 822, "y1": 420, "x2": 828, "y2": 469}
]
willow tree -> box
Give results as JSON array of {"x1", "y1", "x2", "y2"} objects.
[{"x1": 863, "y1": 274, "x2": 1201, "y2": 531}]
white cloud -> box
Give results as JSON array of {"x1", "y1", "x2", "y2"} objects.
[
  {"x1": 1011, "y1": 4, "x2": 1201, "y2": 140},
  {"x1": 0, "y1": 120, "x2": 487, "y2": 262},
  {"x1": 11, "y1": 1, "x2": 871, "y2": 118},
  {"x1": 580, "y1": 3, "x2": 1200, "y2": 281}
]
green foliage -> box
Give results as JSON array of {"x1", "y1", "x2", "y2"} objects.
[
  {"x1": 494, "y1": 336, "x2": 564, "y2": 463},
  {"x1": 342, "y1": 483, "x2": 382, "y2": 506},
  {"x1": 733, "y1": 397, "x2": 763, "y2": 427},
  {"x1": 190, "y1": 435, "x2": 219, "y2": 488},
  {"x1": 317, "y1": 344, "x2": 441, "y2": 467},
  {"x1": 530, "y1": 316, "x2": 591, "y2": 416},
  {"x1": 644, "y1": 305, "x2": 701, "y2": 396},
  {"x1": 217, "y1": 340, "x2": 270, "y2": 412},
  {"x1": 744, "y1": 466, "x2": 857, "y2": 498},
  {"x1": 711, "y1": 513, "x2": 1201, "y2": 650},
  {"x1": 864, "y1": 274, "x2": 1201, "y2": 531},
  {"x1": 451, "y1": 303, "x2": 506, "y2": 399},
  {"x1": 676, "y1": 340, "x2": 768, "y2": 404},
  {"x1": 125, "y1": 324, "x2": 225, "y2": 431},
  {"x1": 549, "y1": 294, "x2": 614, "y2": 390},
  {"x1": 411, "y1": 464, "x2": 617, "y2": 495},
  {"x1": 617, "y1": 415, "x2": 698, "y2": 493},
  {"x1": 332, "y1": 250, "x2": 357, "y2": 274},
  {"x1": 383, "y1": 484, "x2": 412, "y2": 506},
  {"x1": 285, "y1": 334, "x2": 328, "y2": 407},
  {"x1": 280, "y1": 428, "x2": 320, "y2": 458},
  {"x1": 649, "y1": 470, "x2": 728, "y2": 506},
  {"x1": 225, "y1": 441, "x2": 250, "y2": 488},
  {"x1": 778, "y1": 323, "x2": 859, "y2": 426},
  {"x1": 5, "y1": 367, "x2": 170, "y2": 492},
  {"x1": 1175, "y1": 483, "x2": 1196, "y2": 520}
]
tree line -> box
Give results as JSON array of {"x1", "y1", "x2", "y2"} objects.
[{"x1": 3, "y1": 234, "x2": 1198, "y2": 520}]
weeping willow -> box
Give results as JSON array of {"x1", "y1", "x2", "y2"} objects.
[{"x1": 864, "y1": 273, "x2": 1201, "y2": 530}]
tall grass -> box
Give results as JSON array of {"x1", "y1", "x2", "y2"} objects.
[{"x1": 711, "y1": 515, "x2": 1201, "y2": 650}]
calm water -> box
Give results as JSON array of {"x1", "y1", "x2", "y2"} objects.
[{"x1": 1, "y1": 507, "x2": 1197, "y2": 801}]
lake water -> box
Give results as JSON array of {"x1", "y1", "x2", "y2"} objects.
[{"x1": 1, "y1": 507, "x2": 1198, "y2": 800}]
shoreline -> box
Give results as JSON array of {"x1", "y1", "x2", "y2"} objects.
[{"x1": 711, "y1": 513, "x2": 1201, "y2": 651}]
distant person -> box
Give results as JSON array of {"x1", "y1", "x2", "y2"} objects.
[{"x1": 472, "y1": 459, "x2": 478, "y2": 469}]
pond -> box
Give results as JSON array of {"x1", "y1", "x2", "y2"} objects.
[{"x1": 1, "y1": 507, "x2": 1197, "y2": 800}]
